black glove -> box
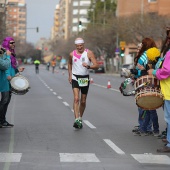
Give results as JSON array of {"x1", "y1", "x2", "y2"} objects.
[{"x1": 130, "y1": 69, "x2": 138, "y2": 75}]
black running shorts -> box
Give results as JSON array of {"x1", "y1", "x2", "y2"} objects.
[{"x1": 72, "y1": 74, "x2": 90, "y2": 94}]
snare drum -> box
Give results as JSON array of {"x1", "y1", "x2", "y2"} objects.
[
  {"x1": 134, "y1": 75, "x2": 164, "y2": 110},
  {"x1": 10, "y1": 75, "x2": 30, "y2": 95}
]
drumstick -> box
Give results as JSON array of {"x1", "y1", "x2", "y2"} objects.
[{"x1": 135, "y1": 81, "x2": 150, "y2": 91}]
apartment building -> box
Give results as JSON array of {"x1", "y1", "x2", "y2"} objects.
[
  {"x1": 51, "y1": 4, "x2": 60, "y2": 40},
  {"x1": 55, "y1": 0, "x2": 70, "y2": 40},
  {"x1": 117, "y1": 0, "x2": 170, "y2": 17},
  {"x1": 6, "y1": 0, "x2": 26, "y2": 43},
  {"x1": 71, "y1": 0, "x2": 91, "y2": 36},
  {"x1": 53, "y1": 0, "x2": 91, "y2": 40},
  {"x1": 0, "y1": 0, "x2": 6, "y2": 12},
  {"x1": 0, "y1": 0, "x2": 7, "y2": 41}
]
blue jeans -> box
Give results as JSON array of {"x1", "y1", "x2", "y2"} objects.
[
  {"x1": 0, "y1": 91, "x2": 12, "y2": 123},
  {"x1": 138, "y1": 108, "x2": 152, "y2": 131},
  {"x1": 138, "y1": 108, "x2": 159, "y2": 132},
  {"x1": 164, "y1": 100, "x2": 170, "y2": 147},
  {"x1": 141, "y1": 109, "x2": 159, "y2": 133}
]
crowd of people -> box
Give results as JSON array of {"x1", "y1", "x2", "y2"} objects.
[
  {"x1": 1, "y1": 32, "x2": 170, "y2": 153},
  {"x1": 128, "y1": 28, "x2": 170, "y2": 153}
]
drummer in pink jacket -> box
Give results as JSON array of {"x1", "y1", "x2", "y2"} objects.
[{"x1": 148, "y1": 30, "x2": 170, "y2": 153}]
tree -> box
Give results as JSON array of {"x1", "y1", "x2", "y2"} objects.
[{"x1": 114, "y1": 13, "x2": 170, "y2": 47}]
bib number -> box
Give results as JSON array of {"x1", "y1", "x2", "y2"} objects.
[{"x1": 78, "y1": 78, "x2": 89, "y2": 87}]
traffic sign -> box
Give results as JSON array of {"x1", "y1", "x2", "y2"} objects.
[{"x1": 120, "y1": 41, "x2": 126, "y2": 48}]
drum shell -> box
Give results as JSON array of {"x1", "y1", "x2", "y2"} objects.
[
  {"x1": 134, "y1": 75, "x2": 160, "y2": 91},
  {"x1": 134, "y1": 75, "x2": 164, "y2": 110}
]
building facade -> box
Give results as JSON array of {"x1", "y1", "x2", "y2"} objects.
[
  {"x1": 51, "y1": 4, "x2": 60, "y2": 40},
  {"x1": 56, "y1": 0, "x2": 70, "y2": 40},
  {"x1": 53, "y1": 0, "x2": 91, "y2": 40},
  {"x1": 6, "y1": 0, "x2": 26, "y2": 43},
  {"x1": 71, "y1": 0, "x2": 91, "y2": 36},
  {"x1": 117, "y1": 0, "x2": 170, "y2": 17}
]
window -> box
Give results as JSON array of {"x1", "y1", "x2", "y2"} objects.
[
  {"x1": 148, "y1": 0, "x2": 157, "y2": 2},
  {"x1": 73, "y1": 1, "x2": 78, "y2": 6},
  {"x1": 79, "y1": 9, "x2": 87, "y2": 15},
  {"x1": 73, "y1": 9, "x2": 78, "y2": 14},
  {"x1": 72, "y1": 26, "x2": 78, "y2": 32},
  {"x1": 73, "y1": 18, "x2": 78, "y2": 23}
]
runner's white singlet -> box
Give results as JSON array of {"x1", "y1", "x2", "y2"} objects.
[{"x1": 72, "y1": 49, "x2": 91, "y2": 81}]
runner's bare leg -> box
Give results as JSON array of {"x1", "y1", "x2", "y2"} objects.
[
  {"x1": 73, "y1": 88, "x2": 80, "y2": 119},
  {"x1": 79, "y1": 93, "x2": 87, "y2": 118}
]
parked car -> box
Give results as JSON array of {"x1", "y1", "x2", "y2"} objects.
[
  {"x1": 95, "y1": 60, "x2": 105, "y2": 73},
  {"x1": 120, "y1": 64, "x2": 133, "y2": 77},
  {"x1": 59, "y1": 58, "x2": 68, "y2": 69}
]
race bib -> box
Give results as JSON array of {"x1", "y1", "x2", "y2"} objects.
[{"x1": 78, "y1": 78, "x2": 89, "y2": 87}]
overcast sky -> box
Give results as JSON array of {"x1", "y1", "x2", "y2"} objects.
[{"x1": 25, "y1": 0, "x2": 59, "y2": 44}]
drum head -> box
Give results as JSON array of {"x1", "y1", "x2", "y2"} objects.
[
  {"x1": 136, "y1": 95, "x2": 164, "y2": 110},
  {"x1": 10, "y1": 75, "x2": 29, "y2": 91}
]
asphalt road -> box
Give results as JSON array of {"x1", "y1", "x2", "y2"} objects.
[{"x1": 0, "y1": 65, "x2": 169, "y2": 170}]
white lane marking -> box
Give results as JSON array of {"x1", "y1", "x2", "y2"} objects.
[
  {"x1": 93, "y1": 83, "x2": 120, "y2": 92},
  {"x1": 131, "y1": 154, "x2": 170, "y2": 165},
  {"x1": 53, "y1": 92, "x2": 57, "y2": 95},
  {"x1": 93, "y1": 83, "x2": 107, "y2": 89},
  {"x1": 83, "y1": 120, "x2": 96, "y2": 129},
  {"x1": 50, "y1": 89, "x2": 53, "y2": 91},
  {"x1": 71, "y1": 109, "x2": 74, "y2": 112},
  {"x1": 104, "y1": 139, "x2": 125, "y2": 155},
  {"x1": 63, "y1": 102, "x2": 69, "y2": 106},
  {"x1": 0, "y1": 153, "x2": 22, "y2": 162},
  {"x1": 59, "y1": 153, "x2": 100, "y2": 162},
  {"x1": 110, "y1": 88, "x2": 120, "y2": 92},
  {"x1": 58, "y1": 96, "x2": 62, "y2": 99}
]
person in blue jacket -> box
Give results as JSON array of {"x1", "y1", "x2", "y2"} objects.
[
  {"x1": 130, "y1": 38, "x2": 160, "y2": 136},
  {"x1": 0, "y1": 46, "x2": 11, "y2": 128},
  {"x1": 0, "y1": 37, "x2": 24, "y2": 128}
]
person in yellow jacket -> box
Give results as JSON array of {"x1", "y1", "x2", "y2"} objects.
[{"x1": 34, "y1": 59, "x2": 40, "y2": 74}]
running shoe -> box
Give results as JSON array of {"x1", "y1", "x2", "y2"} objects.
[
  {"x1": 132, "y1": 125, "x2": 139, "y2": 132},
  {"x1": 153, "y1": 131, "x2": 160, "y2": 137},
  {"x1": 73, "y1": 119, "x2": 82, "y2": 129},
  {"x1": 133, "y1": 131, "x2": 148, "y2": 136},
  {"x1": 147, "y1": 131, "x2": 154, "y2": 136},
  {"x1": 73, "y1": 122, "x2": 79, "y2": 128},
  {"x1": 1, "y1": 121, "x2": 14, "y2": 128},
  {"x1": 157, "y1": 131, "x2": 167, "y2": 139}
]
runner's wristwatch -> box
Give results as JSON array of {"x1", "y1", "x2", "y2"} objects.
[{"x1": 87, "y1": 65, "x2": 90, "y2": 69}]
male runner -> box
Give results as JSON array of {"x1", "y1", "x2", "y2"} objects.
[{"x1": 68, "y1": 37, "x2": 99, "y2": 129}]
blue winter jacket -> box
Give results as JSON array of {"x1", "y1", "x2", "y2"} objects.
[
  {"x1": 135, "y1": 51, "x2": 148, "y2": 78},
  {"x1": 0, "y1": 53, "x2": 11, "y2": 92}
]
